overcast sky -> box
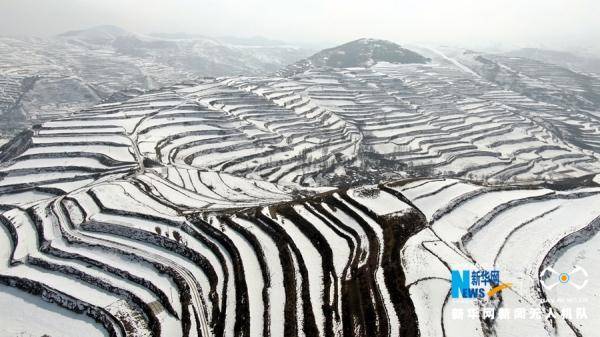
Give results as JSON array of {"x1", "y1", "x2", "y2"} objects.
[{"x1": 1, "y1": 0, "x2": 599, "y2": 51}]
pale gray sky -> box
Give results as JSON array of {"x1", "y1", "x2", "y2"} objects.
[{"x1": 1, "y1": 0, "x2": 599, "y2": 52}]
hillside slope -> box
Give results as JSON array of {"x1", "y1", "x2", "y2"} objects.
[
  {"x1": 0, "y1": 25, "x2": 312, "y2": 139},
  {"x1": 1, "y1": 40, "x2": 600, "y2": 337},
  {"x1": 278, "y1": 38, "x2": 430, "y2": 76}
]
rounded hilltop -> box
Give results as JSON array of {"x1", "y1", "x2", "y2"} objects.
[{"x1": 278, "y1": 37, "x2": 430, "y2": 76}]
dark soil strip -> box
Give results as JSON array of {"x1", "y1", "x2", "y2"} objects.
[
  {"x1": 257, "y1": 211, "x2": 320, "y2": 337},
  {"x1": 237, "y1": 212, "x2": 299, "y2": 337},
  {"x1": 0, "y1": 275, "x2": 125, "y2": 337},
  {"x1": 224, "y1": 216, "x2": 273, "y2": 337},
  {"x1": 341, "y1": 190, "x2": 425, "y2": 337},
  {"x1": 27, "y1": 256, "x2": 162, "y2": 337},
  {"x1": 276, "y1": 204, "x2": 337, "y2": 337},
  {"x1": 188, "y1": 217, "x2": 251, "y2": 337},
  {"x1": 325, "y1": 195, "x2": 388, "y2": 337}
]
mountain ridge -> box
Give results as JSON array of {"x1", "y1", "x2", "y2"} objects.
[{"x1": 278, "y1": 38, "x2": 430, "y2": 76}]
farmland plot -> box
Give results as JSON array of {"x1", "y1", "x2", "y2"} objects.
[{"x1": 2, "y1": 38, "x2": 600, "y2": 337}]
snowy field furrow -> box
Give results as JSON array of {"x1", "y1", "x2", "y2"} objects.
[{"x1": 2, "y1": 45, "x2": 600, "y2": 337}]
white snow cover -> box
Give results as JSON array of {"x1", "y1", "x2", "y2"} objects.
[
  {"x1": 223, "y1": 223, "x2": 265, "y2": 337},
  {"x1": 269, "y1": 210, "x2": 326, "y2": 337},
  {"x1": 348, "y1": 186, "x2": 412, "y2": 216},
  {"x1": 402, "y1": 178, "x2": 600, "y2": 337},
  {"x1": 0, "y1": 286, "x2": 108, "y2": 337},
  {"x1": 335, "y1": 195, "x2": 400, "y2": 337},
  {"x1": 2, "y1": 47, "x2": 600, "y2": 337},
  {"x1": 546, "y1": 227, "x2": 600, "y2": 337}
]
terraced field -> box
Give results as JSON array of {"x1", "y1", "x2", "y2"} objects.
[
  {"x1": 6, "y1": 61, "x2": 598, "y2": 189},
  {"x1": 2, "y1": 170, "x2": 599, "y2": 337},
  {"x1": 1, "y1": 40, "x2": 600, "y2": 336},
  {"x1": 0, "y1": 175, "x2": 428, "y2": 337},
  {"x1": 0, "y1": 25, "x2": 313, "y2": 140},
  {"x1": 398, "y1": 178, "x2": 600, "y2": 337}
]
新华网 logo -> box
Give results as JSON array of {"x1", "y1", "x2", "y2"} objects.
[{"x1": 451, "y1": 269, "x2": 512, "y2": 298}]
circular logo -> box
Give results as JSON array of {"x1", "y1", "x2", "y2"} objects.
[{"x1": 540, "y1": 266, "x2": 588, "y2": 290}]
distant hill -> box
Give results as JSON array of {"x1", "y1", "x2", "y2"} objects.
[
  {"x1": 279, "y1": 38, "x2": 430, "y2": 76},
  {"x1": 59, "y1": 25, "x2": 130, "y2": 44},
  {"x1": 149, "y1": 33, "x2": 289, "y2": 47},
  {"x1": 0, "y1": 26, "x2": 313, "y2": 138},
  {"x1": 217, "y1": 35, "x2": 289, "y2": 47},
  {"x1": 309, "y1": 38, "x2": 430, "y2": 67},
  {"x1": 505, "y1": 48, "x2": 600, "y2": 75}
]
